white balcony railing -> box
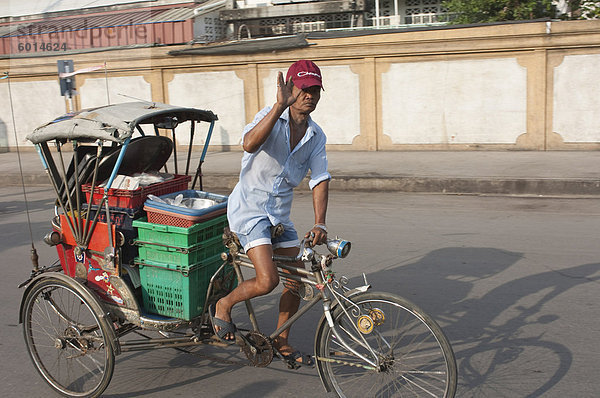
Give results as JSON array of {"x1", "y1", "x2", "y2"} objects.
[
  {"x1": 371, "y1": 12, "x2": 456, "y2": 27},
  {"x1": 292, "y1": 21, "x2": 326, "y2": 33}
]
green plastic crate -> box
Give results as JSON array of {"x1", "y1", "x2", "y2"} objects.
[
  {"x1": 138, "y1": 254, "x2": 227, "y2": 320},
  {"x1": 132, "y1": 214, "x2": 228, "y2": 248},
  {"x1": 136, "y1": 235, "x2": 226, "y2": 267}
]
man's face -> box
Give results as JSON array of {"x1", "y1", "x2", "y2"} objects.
[{"x1": 290, "y1": 84, "x2": 321, "y2": 114}]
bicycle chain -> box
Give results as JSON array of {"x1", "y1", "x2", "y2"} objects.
[
  {"x1": 175, "y1": 332, "x2": 274, "y2": 368},
  {"x1": 154, "y1": 340, "x2": 379, "y2": 371},
  {"x1": 315, "y1": 356, "x2": 377, "y2": 371}
]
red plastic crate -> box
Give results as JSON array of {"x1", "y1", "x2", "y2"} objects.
[
  {"x1": 144, "y1": 206, "x2": 227, "y2": 228},
  {"x1": 82, "y1": 174, "x2": 191, "y2": 208}
]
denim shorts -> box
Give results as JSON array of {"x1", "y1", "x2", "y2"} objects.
[{"x1": 237, "y1": 218, "x2": 299, "y2": 252}]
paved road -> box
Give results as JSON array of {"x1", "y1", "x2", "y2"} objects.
[{"x1": 1, "y1": 187, "x2": 599, "y2": 397}]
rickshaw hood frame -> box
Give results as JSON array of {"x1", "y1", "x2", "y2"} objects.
[{"x1": 26, "y1": 101, "x2": 218, "y2": 145}]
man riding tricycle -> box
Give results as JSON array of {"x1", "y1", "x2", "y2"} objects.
[{"x1": 18, "y1": 61, "x2": 456, "y2": 398}]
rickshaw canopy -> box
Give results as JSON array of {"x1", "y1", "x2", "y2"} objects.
[{"x1": 27, "y1": 101, "x2": 218, "y2": 145}]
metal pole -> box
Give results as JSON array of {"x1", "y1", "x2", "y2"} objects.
[
  {"x1": 5, "y1": 72, "x2": 39, "y2": 271},
  {"x1": 65, "y1": 62, "x2": 74, "y2": 113}
]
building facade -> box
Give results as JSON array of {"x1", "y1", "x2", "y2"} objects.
[
  {"x1": 0, "y1": 0, "x2": 456, "y2": 56},
  {"x1": 1, "y1": 19, "x2": 599, "y2": 152}
]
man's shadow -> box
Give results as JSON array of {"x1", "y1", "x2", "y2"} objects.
[
  {"x1": 244, "y1": 246, "x2": 598, "y2": 397},
  {"x1": 102, "y1": 246, "x2": 597, "y2": 397},
  {"x1": 357, "y1": 247, "x2": 598, "y2": 397}
]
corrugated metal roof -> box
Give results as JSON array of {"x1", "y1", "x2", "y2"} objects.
[
  {"x1": 147, "y1": 7, "x2": 196, "y2": 22},
  {"x1": 0, "y1": 1, "x2": 166, "y2": 18},
  {"x1": 0, "y1": 23, "x2": 30, "y2": 37},
  {"x1": 0, "y1": 7, "x2": 197, "y2": 37}
]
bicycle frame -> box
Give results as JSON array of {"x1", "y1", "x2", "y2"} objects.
[{"x1": 207, "y1": 244, "x2": 381, "y2": 369}]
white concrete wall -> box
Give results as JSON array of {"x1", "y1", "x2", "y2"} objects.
[
  {"x1": 553, "y1": 53, "x2": 600, "y2": 143},
  {"x1": 261, "y1": 65, "x2": 360, "y2": 145},
  {"x1": 168, "y1": 70, "x2": 245, "y2": 146},
  {"x1": 3, "y1": 42, "x2": 600, "y2": 151},
  {"x1": 382, "y1": 58, "x2": 527, "y2": 144},
  {"x1": 312, "y1": 65, "x2": 361, "y2": 145},
  {"x1": 79, "y1": 76, "x2": 152, "y2": 109},
  {"x1": 261, "y1": 69, "x2": 279, "y2": 113},
  {"x1": 0, "y1": 80, "x2": 65, "y2": 147}
]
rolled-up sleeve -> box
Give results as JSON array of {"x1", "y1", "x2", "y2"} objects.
[
  {"x1": 308, "y1": 134, "x2": 331, "y2": 190},
  {"x1": 241, "y1": 106, "x2": 272, "y2": 146}
]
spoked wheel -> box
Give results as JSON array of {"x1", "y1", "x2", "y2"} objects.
[
  {"x1": 21, "y1": 276, "x2": 115, "y2": 398},
  {"x1": 315, "y1": 292, "x2": 457, "y2": 398}
]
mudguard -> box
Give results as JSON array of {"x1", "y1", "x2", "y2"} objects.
[{"x1": 313, "y1": 284, "x2": 371, "y2": 392}]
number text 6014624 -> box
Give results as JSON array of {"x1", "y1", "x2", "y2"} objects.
[{"x1": 17, "y1": 42, "x2": 69, "y2": 52}]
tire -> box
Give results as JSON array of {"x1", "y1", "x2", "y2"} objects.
[
  {"x1": 315, "y1": 291, "x2": 457, "y2": 398},
  {"x1": 21, "y1": 277, "x2": 115, "y2": 398}
]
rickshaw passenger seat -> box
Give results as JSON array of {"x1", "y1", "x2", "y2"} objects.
[{"x1": 57, "y1": 147, "x2": 99, "y2": 206}]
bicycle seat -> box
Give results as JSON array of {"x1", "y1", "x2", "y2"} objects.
[
  {"x1": 270, "y1": 223, "x2": 284, "y2": 238},
  {"x1": 222, "y1": 227, "x2": 243, "y2": 254},
  {"x1": 222, "y1": 223, "x2": 285, "y2": 255}
]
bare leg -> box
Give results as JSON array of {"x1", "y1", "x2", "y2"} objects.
[
  {"x1": 272, "y1": 246, "x2": 305, "y2": 358},
  {"x1": 214, "y1": 244, "x2": 279, "y2": 340}
]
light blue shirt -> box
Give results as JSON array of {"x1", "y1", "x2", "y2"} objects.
[{"x1": 227, "y1": 106, "x2": 331, "y2": 235}]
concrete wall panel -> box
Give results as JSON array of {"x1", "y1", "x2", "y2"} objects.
[
  {"x1": 168, "y1": 70, "x2": 245, "y2": 146},
  {"x1": 261, "y1": 65, "x2": 360, "y2": 145},
  {"x1": 0, "y1": 80, "x2": 65, "y2": 147},
  {"x1": 312, "y1": 65, "x2": 360, "y2": 145},
  {"x1": 382, "y1": 58, "x2": 527, "y2": 144},
  {"x1": 553, "y1": 53, "x2": 600, "y2": 143},
  {"x1": 80, "y1": 75, "x2": 151, "y2": 109},
  {"x1": 261, "y1": 69, "x2": 279, "y2": 114}
]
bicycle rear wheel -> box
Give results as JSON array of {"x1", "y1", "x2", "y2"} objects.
[
  {"x1": 22, "y1": 276, "x2": 115, "y2": 398},
  {"x1": 315, "y1": 291, "x2": 457, "y2": 398}
]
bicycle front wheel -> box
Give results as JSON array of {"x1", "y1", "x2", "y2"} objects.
[{"x1": 315, "y1": 291, "x2": 457, "y2": 398}]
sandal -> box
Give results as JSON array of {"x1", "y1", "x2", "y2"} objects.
[
  {"x1": 208, "y1": 303, "x2": 237, "y2": 345},
  {"x1": 281, "y1": 350, "x2": 315, "y2": 368}
]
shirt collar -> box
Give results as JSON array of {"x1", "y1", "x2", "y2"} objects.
[{"x1": 280, "y1": 107, "x2": 316, "y2": 143}]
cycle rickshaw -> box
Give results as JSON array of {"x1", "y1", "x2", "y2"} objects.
[{"x1": 18, "y1": 101, "x2": 457, "y2": 397}]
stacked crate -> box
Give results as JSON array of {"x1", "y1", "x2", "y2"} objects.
[
  {"x1": 80, "y1": 174, "x2": 191, "y2": 266},
  {"x1": 133, "y1": 191, "x2": 230, "y2": 320}
]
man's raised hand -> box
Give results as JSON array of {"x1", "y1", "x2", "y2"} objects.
[{"x1": 276, "y1": 71, "x2": 298, "y2": 109}]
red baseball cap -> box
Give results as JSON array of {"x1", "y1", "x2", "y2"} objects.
[{"x1": 286, "y1": 59, "x2": 323, "y2": 90}]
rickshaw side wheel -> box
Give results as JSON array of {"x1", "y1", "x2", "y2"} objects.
[{"x1": 22, "y1": 276, "x2": 115, "y2": 398}]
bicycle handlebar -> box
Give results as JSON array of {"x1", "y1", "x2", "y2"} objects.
[{"x1": 285, "y1": 236, "x2": 351, "y2": 262}]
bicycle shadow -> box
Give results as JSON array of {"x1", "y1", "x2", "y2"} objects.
[
  {"x1": 354, "y1": 247, "x2": 599, "y2": 397},
  {"x1": 106, "y1": 246, "x2": 598, "y2": 397}
]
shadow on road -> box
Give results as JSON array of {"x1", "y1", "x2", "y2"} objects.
[{"x1": 356, "y1": 247, "x2": 599, "y2": 397}]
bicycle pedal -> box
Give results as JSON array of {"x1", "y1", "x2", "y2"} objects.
[
  {"x1": 286, "y1": 361, "x2": 301, "y2": 370},
  {"x1": 277, "y1": 353, "x2": 301, "y2": 370}
]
